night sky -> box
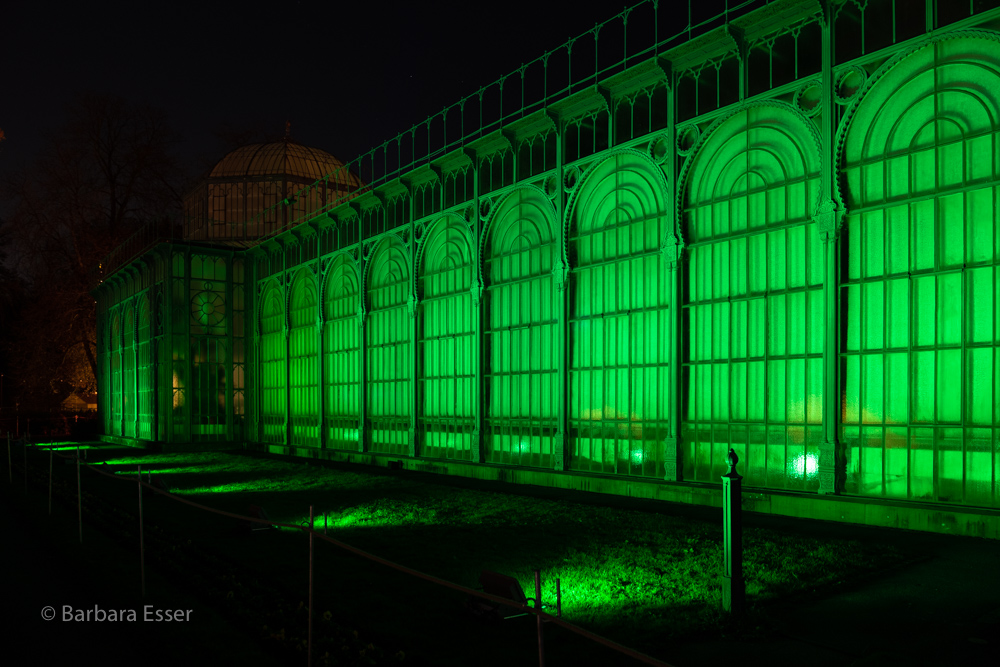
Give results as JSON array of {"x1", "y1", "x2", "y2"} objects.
[{"x1": 2, "y1": 0, "x2": 609, "y2": 183}]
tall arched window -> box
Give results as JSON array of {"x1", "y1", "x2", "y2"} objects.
[
  {"x1": 569, "y1": 152, "x2": 671, "y2": 477},
  {"x1": 366, "y1": 237, "x2": 411, "y2": 455},
  {"x1": 323, "y1": 254, "x2": 361, "y2": 449},
  {"x1": 260, "y1": 283, "x2": 286, "y2": 444},
  {"x1": 485, "y1": 188, "x2": 558, "y2": 467},
  {"x1": 123, "y1": 305, "x2": 136, "y2": 438},
  {"x1": 682, "y1": 104, "x2": 823, "y2": 489},
  {"x1": 137, "y1": 294, "x2": 153, "y2": 440},
  {"x1": 418, "y1": 216, "x2": 475, "y2": 460},
  {"x1": 840, "y1": 37, "x2": 1000, "y2": 506},
  {"x1": 189, "y1": 255, "x2": 228, "y2": 438},
  {"x1": 100, "y1": 313, "x2": 111, "y2": 434},
  {"x1": 289, "y1": 269, "x2": 319, "y2": 447},
  {"x1": 111, "y1": 312, "x2": 122, "y2": 435}
]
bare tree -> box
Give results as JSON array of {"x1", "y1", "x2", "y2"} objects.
[{"x1": 2, "y1": 92, "x2": 183, "y2": 406}]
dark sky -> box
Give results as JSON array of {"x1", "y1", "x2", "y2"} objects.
[{"x1": 2, "y1": 0, "x2": 611, "y2": 180}]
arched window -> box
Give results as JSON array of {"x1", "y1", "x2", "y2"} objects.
[
  {"x1": 260, "y1": 283, "x2": 286, "y2": 444},
  {"x1": 111, "y1": 312, "x2": 122, "y2": 436},
  {"x1": 289, "y1": 269, "x2": 319, "y2": 446},
  {"x1": 485, "y1": 188, "x2": 558, "y2": 467},
  {"x1": 323, "y1": 254, "x2": 361, "y2": 449},
  {"x1": 840, "y1": 37, "x2": 1000, "y2": 506},
  {"x1": 123, "y1": 305, "x2": 135, "y2": 438},
  {"x1": 569, "y1": 152, "x2": 671, "y2": 477},
  {"x1": 682, "y1": 104, "x2": 823, "y2": 489},
  {"x1": 418, "y1": 216, "x2": 475, "y2": 460},
  {"x1": 137, "y1": 294, "x2": 153, "y2": 440},
  {"x1": 366, "y1": 237, "x2": 411, "y2": 455},
  {"x1": 100, "y1": 313, "x2": 111, "y2": 435},
  {"x1": 189, "y1": 255, "x2": 227, "y2": 438}
]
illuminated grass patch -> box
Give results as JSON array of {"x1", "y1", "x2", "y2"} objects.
[
  {"x1": 95, "y1": 451, "x2": 908, "y2": 650},
  {"x1": 32, "y1": 443, "x2": 102, "y2": 451}
]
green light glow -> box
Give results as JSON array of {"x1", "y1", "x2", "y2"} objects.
[
  {"x1": 791, "y1": 453, "x2": 819, "y2": 479},
  {"x1": 92, "y1": 6, "x2": 1000, "y2": 513},
  {"x1": 34, "y1": 444, "x2": 102, "y2": 451},
  {"x1": 103, "y1": 453, "x2": 234, "y2": 467},
  {"x1": 173, "y1": 480, "x2": 284, "y2": 495},
  {"x1": 112, "y1": 465, "x2": 231, "y2": 476}
]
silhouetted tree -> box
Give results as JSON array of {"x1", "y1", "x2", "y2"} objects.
[{"x1": 2, "y1": 92, "x2": 183, "y2": 407}]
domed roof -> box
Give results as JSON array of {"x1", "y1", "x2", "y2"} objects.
[{"x1": 209, "y1": 138, "x2": 361, "y2": 187}]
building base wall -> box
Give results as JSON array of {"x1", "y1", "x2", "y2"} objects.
[
  {"x1": 98, "y1": 434, "x2": 243, "y2": 454},
  {"x1": 254, "y1": 442, "x2": 1000, "y2": 540}
]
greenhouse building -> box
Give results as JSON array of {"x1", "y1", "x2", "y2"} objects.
[{"x1": 93, "y1": 0, "x2": 1000, "y2": 538}]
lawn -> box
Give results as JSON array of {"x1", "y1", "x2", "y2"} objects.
[{"x1": 17, "y1": 444, "x2": 910, "y2": 666}]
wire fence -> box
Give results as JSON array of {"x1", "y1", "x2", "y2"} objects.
[{"x1": 6, "y1": 434, "x2": 677, "y2": 667}]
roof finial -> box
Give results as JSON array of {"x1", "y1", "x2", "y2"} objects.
[{"x1": 285, "y1": 120, "x2": 291, "y2": 140}]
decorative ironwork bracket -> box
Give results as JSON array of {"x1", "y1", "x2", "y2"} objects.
[
  {"x1": 470, "y1": 276, "x2": 483, "y2": 307},
  {"x1": 814, "y1": 199, "x2": 844, "y2": 242},
  {"x1": 662, "y1": 436, "x2": 680, "y2": 481},
  {"x1": 818, "y1": 440, "x2": 838, "y2": 495},
  {"x1": 552, "y1": 257, "x2": 569, "y2": 292},
  {"x1": 659, "y1": 234, "x2": 683, "y2": 269},
  {"x1": 553, "y1": 432, "x2": 566, "y2": 471}
]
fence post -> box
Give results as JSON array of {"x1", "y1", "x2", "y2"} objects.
[
  {"x1": 48, "y1": 448, "x2": 53, "y2": 515},
  {"x1": 138, "y1": 465, "x2": 146, "y2": 598},
  {"x1": 308, "y1": 505, "x2": 314, "y2": 667},
  {"x1": 556, "y1": 578, "x2": 561, "y2": 617},
  {"x1": 77, "y1": 445, "x2": 83, "y2": 544},
  {"x1": 721, "y1": 447, "x2": 744, "y2": 616},
  {"x1": 534, "y1": 569, "x2": 545, "y2": 667}
]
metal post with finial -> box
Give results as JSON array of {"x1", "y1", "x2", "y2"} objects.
[{"x1": 721, "y1": 447, "x2": 744, "y2": 615}]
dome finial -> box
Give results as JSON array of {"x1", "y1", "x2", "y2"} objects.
[{"x1": 285, "y1": 120, "x2": 291, "y2": 140}]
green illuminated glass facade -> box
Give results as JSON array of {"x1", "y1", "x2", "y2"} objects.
[{"x1": 95, "y1": 0, "x2": 1000, "y2": 511}]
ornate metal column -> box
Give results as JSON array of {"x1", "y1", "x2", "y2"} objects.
[
  {"x1": 661, "y1": 233, "x2": 682, "y2": 481},
  {"x1": 316, "y1": 309, "x2": 324, "y2": 451},
  {"x1": 225, "y1": 252, "x2": 235, "y2": 443},
  {"x1": 469, "y1": 149, "x2": 485, "y2": 464},
  {"x1": 283, "y1": 246, "x2": 292, "y2": 448},
  {"x1": 408, "y1": 288, "x2": 418, "y2": 459},
  {"x1": 408, "y1": 188, "x2": 419, "y2": 459},
  {"x1": 317, "y1": 233, "x2": 324, "y2": 451},
  {"x1": 818, "y1": 1, "x2": 844, "y2": 495},
  {"x1": 552, "y1": 113, "x2": 568, "y2": 471},
  {"x1": 662, "y1": 60, "x2": 682, "y2": 482},
  {"x1": 357, "y1": 245, "x2": 368, "y2": 454}
]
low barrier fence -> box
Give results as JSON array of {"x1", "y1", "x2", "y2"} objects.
[
  {"x1": 0, "y1": 411, "x2": 99, "y2": 441},
  {"x1": 4, "y1": 433, "x2": 694, "y2": 667}
]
